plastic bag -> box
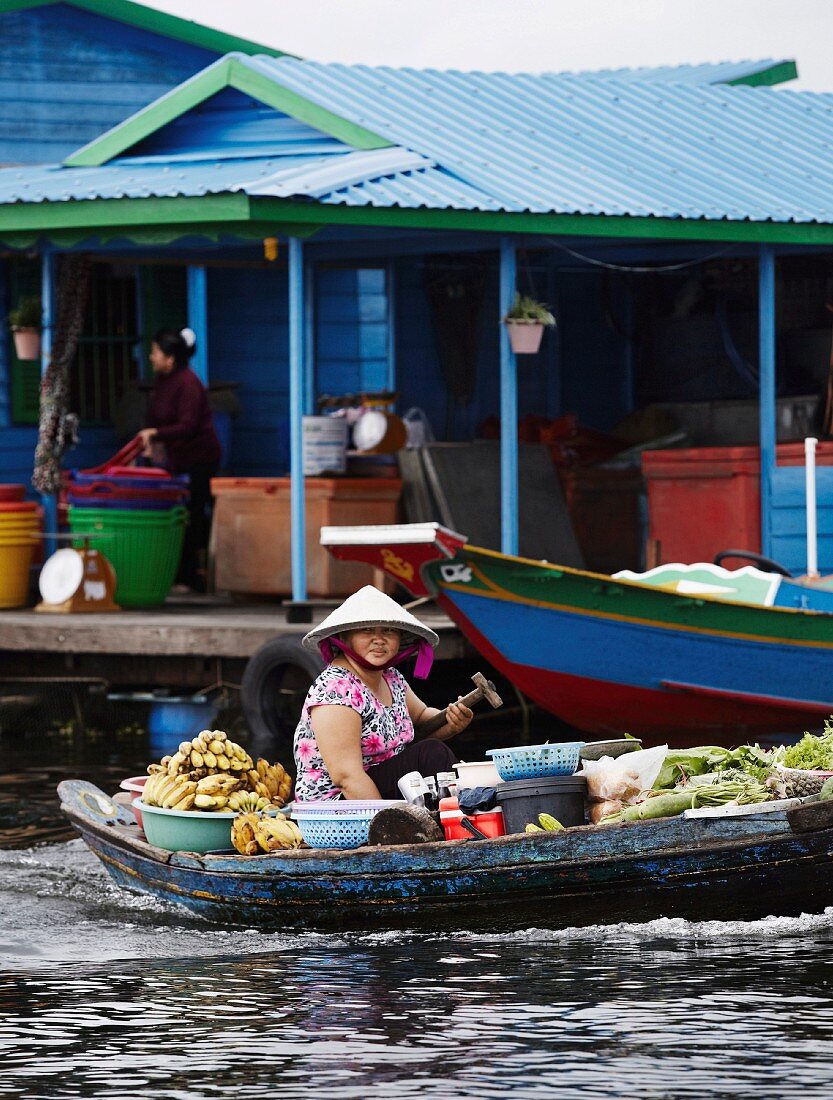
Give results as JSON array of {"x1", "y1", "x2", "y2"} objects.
[
  {"x1": 402, "y1": 407, "x2": 436, "y2": 448},
  {"x1": 579, "y1": 745, "x2": 668, "y2": 804},
  {"x1": 588, "y1": 799, "x2": 624, "y2": 824}
]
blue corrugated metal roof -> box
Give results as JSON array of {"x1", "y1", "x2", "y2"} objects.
[
  {"x1": 0, "y1": 146, "x2": 500, "y2": 209},
  {"x1": 573, "y1": 59, "x2": 794, "y2": 85},
  {"x1": 246, "y1": 56, "x2": 833, "y2": 223},
  {"x1": 0, "y1": 54, "x2": 828, "y2": 226}
]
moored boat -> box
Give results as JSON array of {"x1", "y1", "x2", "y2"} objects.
[
  {"x1": 59, "y1": 779, "x2": 833, "y2": 931},
  {"x1": 321, "y1": 523, "x2": 833, "y2": 740}
]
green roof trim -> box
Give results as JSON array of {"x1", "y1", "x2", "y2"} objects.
[
  {"x1": 0, "y1": 0, "x2": 289, "y2": 59},
  {"x1": 2, "y1": 192, "x2": 833, "y2": 247},
  {"x1": 726, "y1": 59, "x2": 799, "y2": 87},
  {"x1": 64, "y1": 54, "x2": 391, "y2": 167}
]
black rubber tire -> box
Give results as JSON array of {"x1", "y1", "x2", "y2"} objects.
[
  {"x1": 241, "y1": 636, "x2": 324, "y2": 763},
  {"x1": 713, "y1": 548, "x2": 793, "y2": 577}
]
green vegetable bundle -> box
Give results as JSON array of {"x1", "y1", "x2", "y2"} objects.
[{"x1": 603, "y1": 779, "x2": 770, "y2": 824}]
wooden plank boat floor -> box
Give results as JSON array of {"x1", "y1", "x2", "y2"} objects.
[{"x1": 0, "y1": 595, "x2": 463, "y2": 659}]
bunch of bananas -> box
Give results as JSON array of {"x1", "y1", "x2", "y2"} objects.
[
  {"x1": 148, "y1": 729, "x2": 253, "y2": 780},
  {"x1": 231, "y1": 812, "x2": 303, "y2": 855},
  {"x1": 227, "y1": 790, "x2": 273, "y2": 814},
  {"x1": 143, "y1": 729, "x2": 294, "y2": 813},
  {"x1": 247, "y1": 758, "x2": 292, "y2": 806},
  {"x1": 142, "y1": 771, "x2": 199, "y2": 811}
]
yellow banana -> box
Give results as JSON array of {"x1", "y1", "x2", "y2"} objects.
[
  {"x1": 538, "y1": 814, "x2": 564, "y2": 832},
  {"x1": 231, "y1": 814, "x2": 260, "y2": 855},
  {"x1": 208, "y1": 739, "x2": 225, "y2": 755},
  {"x1": 190, "y1": 750, "x2": 204, "y2": 768},
  {"x1": 525, "y1": 822, "x2": 544, "y2": 833},
  {"x1": 216, "y1": 754, "x2": 231, "y2": 771},
  {"x1": 202, "y1": 750, "x2": 217, "y2": 768},
  {"x1": 172, "y1": 792, "x2": 196, "y2": 811}
]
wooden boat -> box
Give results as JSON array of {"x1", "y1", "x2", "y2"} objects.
[
  {"x1": 322, "y1": 523, "x2": 833, "y2": 739},
  {"x1": 60, "y1": 779, "x2": 833, "y2": 930}
]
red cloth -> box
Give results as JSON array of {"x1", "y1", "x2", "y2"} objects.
[{"x1": 146, "y1": 365, "x2": 221, "y2": 474}]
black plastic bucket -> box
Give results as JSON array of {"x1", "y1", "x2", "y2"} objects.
[{"x1": 496, "y1": 775, "x2": 587, "y2": 834}]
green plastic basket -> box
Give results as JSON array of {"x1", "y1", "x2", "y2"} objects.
[{"x1": 68, "y1": 505, "x2": 187, "y2": 608}]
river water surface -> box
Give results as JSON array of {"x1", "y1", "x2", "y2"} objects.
[{"x1": 3, "y1": 733, "x2": 833, "y2": 1099}]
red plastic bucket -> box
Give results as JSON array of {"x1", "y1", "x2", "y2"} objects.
[{"x1": 0, "y1": 485, "x2": 26, "y2": 502}]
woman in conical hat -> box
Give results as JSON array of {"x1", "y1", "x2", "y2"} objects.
[{"x1": 293, "y1": 586, "x2": 472, "y2": 801}]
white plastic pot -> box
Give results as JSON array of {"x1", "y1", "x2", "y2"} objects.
[
  {"x1": 505, "y1": 320, "x2": 544, "y2": 355},
  {"x1": 454, "y1": 760, "x2": 502, "y2": 789}
]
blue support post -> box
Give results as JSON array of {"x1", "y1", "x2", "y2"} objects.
[
  {"x1": 186, "y1": 265, "x2": 208, "y2": 384},
  {"x1": 386, "y1": 260, "x2": 396, "y2": 393},
  {"x1": 288, "y1": 236, "x2": 307, "y2": 601},
  {"x1": 0, "y1": 261, "x2": 9, "y2": 428},
  {"x1": 303, "y1": 259, "x2": 315, "y2": 416},
  {"x1": 758, "y1": 244, "x2": 776, "y2": 558},
  {"x1": 499, "y1": 237, "x2": 519, "y2": 556},
  {"x1": 40, "y1": 249, "x2": 57, "y2": 558}
]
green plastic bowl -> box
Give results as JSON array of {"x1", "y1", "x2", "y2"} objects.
[
  {"x1": 134, "y1": 799, "x2": 282, "y2": 854},
  {"x1": 135, "y1": 798, "x2": 238, "y2": 853}
]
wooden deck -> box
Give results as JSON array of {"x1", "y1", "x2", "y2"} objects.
[{"x1": 0, "y1": 595, "x2": 466, "y2": 660}]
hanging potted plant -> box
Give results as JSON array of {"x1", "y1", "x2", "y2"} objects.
[
  {"x1": 502, "y1": 293, "x2": 555, "y2": 355},
  {"x1": 8, "y1": 296, "x2": 42, "y2": 360}
]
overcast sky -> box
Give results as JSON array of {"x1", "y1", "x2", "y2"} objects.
[{"x1": 151, "y1": 0, "x2": 833, "y2": 90}]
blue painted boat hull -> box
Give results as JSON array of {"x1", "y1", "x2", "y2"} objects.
[{"x1": 61, "y1": 782, "x2": 833, "y2": 931}]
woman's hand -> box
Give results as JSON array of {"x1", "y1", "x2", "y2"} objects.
[
  {"x1": 137, "y1": 427, "x2": 157, "y2": 456},
  {"x1": 444, "y1": 697, "x2": 474, "y2": 735}
]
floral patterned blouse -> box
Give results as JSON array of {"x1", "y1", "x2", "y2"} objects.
[{"x1": 293, "y1": 664, "x2": 415, "y2": 801}]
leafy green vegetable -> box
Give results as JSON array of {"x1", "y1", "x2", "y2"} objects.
[
  {"x1": 781, "y1": 724, "x2": 833, "y2": 771},
  {"x1": 653, "y1": 747, "x2": 732, "y2": 790}
]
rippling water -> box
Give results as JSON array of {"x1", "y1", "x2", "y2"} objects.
[{"x1": 4, "y1": 734, "x2": 833, "y2": 1097}]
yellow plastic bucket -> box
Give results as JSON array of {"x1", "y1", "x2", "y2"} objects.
[{"x1": 0, "y1": 535, "x2": 35, "y2": 608}]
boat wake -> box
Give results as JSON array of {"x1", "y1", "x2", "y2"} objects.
[{"x1": 3, "y1": 839, "x2": 833, "y2": 970}]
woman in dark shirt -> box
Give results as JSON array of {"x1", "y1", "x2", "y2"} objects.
[{"x1": 138, "y1": 327, "x2": 221, "y2": 593}]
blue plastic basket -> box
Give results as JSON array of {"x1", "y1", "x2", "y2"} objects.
[
  {"x1": 293, "y1": 811, "x2": 375, "y2": 849},
  {"x1": 486, "y1": 742, "x2": 585, "y2": 781}
]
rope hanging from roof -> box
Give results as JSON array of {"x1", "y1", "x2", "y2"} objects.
[{"x1": 32, "y1": 254, "x2": 92, "y2": 495}]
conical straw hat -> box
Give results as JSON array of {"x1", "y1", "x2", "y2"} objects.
[{"x1": 302, "y1": 585, "x2": 439, "y2": 651}]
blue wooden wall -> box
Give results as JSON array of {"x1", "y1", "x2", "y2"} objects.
[
  {"x1": 207, "y1": 265, "x2": 290, "y2": 475},
  {"x1": 0, "y1": 3, "x2": 218, "y2": 164},
  {"x1": 393, "y1": 255, "x2": 564, "y2": 441},
  {"x1": 771, "y1": 467, "x2": 833, "y2": 575},
  {"x1": 316, "y1": 267, "x2": 389, "y2": 397}
]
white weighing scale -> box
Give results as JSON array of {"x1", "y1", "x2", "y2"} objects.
[{"x1": 35, "y1": 540, "x2": 119, "y2": 613}]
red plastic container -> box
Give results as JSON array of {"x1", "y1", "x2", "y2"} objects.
[
  {"x1": 119, "y1": 776, "x2": 148, "y2": 831},
  {"x1": 642, "y1": 442, "x2": 833, "y2": 565},
  {"x1": 0, "y1": 485, "x2": 26, "y2": 502},
  {"x1": 440, "y1": 807, "x2": 506, "y2": 841},
  {"x1": 0, "y1": 500, "x2": 39, "y2": 514}
]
